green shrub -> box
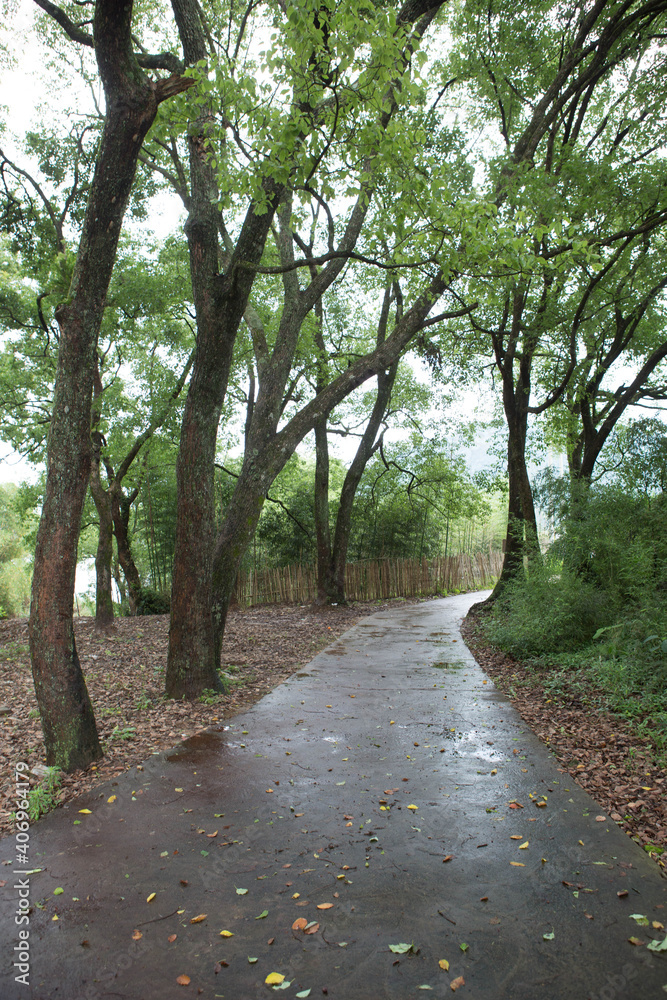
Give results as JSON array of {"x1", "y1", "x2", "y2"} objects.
[
  {"x1": 135, "y1": 588, "x2": 170, "y2": 615},
  {"x1": 483, "y1": 562, "x2": 613, "y2": 658}
]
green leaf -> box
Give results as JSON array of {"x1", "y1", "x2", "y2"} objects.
[
  {"x1": 248, "y1": 957, "x2": 258, "y2": 964},
  {"x1": 236, "y1": 887, "x2": 248, "y2": 895},
  {"x1": 630, "y1": 914, "x2": 649, "y2": 926},
  {"x1": 648, "y1": 936, "x2": 667, "y2": 953},
  {"x1": 296, "y1": 991, "x2": 311, "y2": 998},
  {"x1": 272, "y1": 981, "x2": 292, "y2": 991},
  {"x1": 460, "y1": 942, "x2": 469, "y2": 952},
  {"x1": 543, "y1": 930, "x2": 555, "y2": 941},
  {"x1": 255, "y1": 909, "x2": 269, "y2": 919},
  {"x1": 53, "y1": 888, "x2": 64, "y2": 896},
  {"x1": 389, "y1": 942, "x2": 417, "y2": 954}
]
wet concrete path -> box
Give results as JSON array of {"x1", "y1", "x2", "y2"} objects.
[{"x1": 1, "y1": 593, "x2": 666, "y2": 1000}]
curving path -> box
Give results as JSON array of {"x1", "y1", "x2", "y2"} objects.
[{"x1": 1, "y1": 593, "x2": 665, "y2": 999}]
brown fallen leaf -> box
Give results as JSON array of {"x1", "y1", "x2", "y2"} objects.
[
  {"x1": 304, "y1": 922, "x2": 320, "y2": 935},
  {"x1": 442, "y1": 855, "x2": 453, "y2": 863},
  {"x1": 535, "y1": 801, "x2": 547, "y2": 808},
  {"x1": 207, "y1": 830, "x2": 218, "y2": 838},
  {"x1": 190, "y1": 914, "x2": 207, "y2": 924},
  {"x1": 292, "y1": 918, "x2": 308, "y2": 931},
  {"x1": 131, "y1": 930, "x2": 142, "y2": 941},
  {"x1": 176, "y1": 975, "x2": 191, "y2": 985},
  {"x1": 628, "y1": 937, "x2": 644, "y2": 946},
  {"x1": 509, "y1": 802, "x2": 523, "y2": 810},
  {"x1": 317, "y1": 902, "x2": 334, "y2": 909},
  {"x1": 509, "y1": 835, "x2": 523, "y2": 840},
  {"x1": 180, "y1": 880, "x2": 188, "y2": 887},
  {"x1": 268, "y1": 937, "x2": 275, "y2": 945},
  {"x1": 168, "y1": 934, "x2": 177, "y2": 943},
  {"x1": 617, "y1": 890, "x2": 629, "y2": 898},
  {"x1": 450, "y1": 975, "x2": 465, "y2": 991}
]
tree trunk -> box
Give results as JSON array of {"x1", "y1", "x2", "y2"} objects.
[
  {"x1": 28, "y1": 0, "x2": 192, "y2": 770},
  {"x1": 90, "y1": 461, "x2": 115, "y2": 627},
  {"x1": 112, "y1": 487, "x2": 142, "y2": 615}
]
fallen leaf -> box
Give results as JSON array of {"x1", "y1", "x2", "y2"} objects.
[
  {"x1": 439, "y1": 959, "x2": 450, "y2": 971},
  {"x1": 630, "y1": 914, "x2": 649, "y2": 926},
  {"x1": 132, "y1": 930, "x2": 143, "y2": 941},
  {"x1": 595, "y1": 815, "x2": 606, "y2": 822},
  {"x1": 510, "y1": 835, "x2": 522, "y2": 840},
  {"x1": 236, "y1": 888, "x2": 248, "y2": 895},
  {"x1": 450, "y1": 976, "x2": 465, "y2": 992},
  {"x1": 519, "y1": 841, "x2": 529, "y2": 850},
  {"x1": 147, "y1": 893, "x2": 156, "y2": 903},
  {"x1": 107, "y1": 795, "x2": 116, "y2": 804},
  {"x1": 653, "y1": 922, "x2": 665, "y2": 931},
  {"x1": 220, "y1": 930, "x2": 234, "y2": 937},
  {"x1": 647, "y1": 936, "x2": 667, "y2": 953},
  {"x1": 190, "y1": 914, "x2": 207, "y2": 924},
  {"x1": 509, "y1": 802, "x2": 523, "y2": 810},
  {"x1": 53, "y1": 888, "x2": 64, "y2": 896},
  {"x1": 617, "y1": 890, "x2": 629, "y2": 898},
  {"x1": 207, "y1": 831, "x2": 218, "y2": 838},
  {"x1": 296, "y1": 991, "x2": 311, "y2": 998},
  {"x1": 256, "y1": 910, "x2": 269, "y2": 920},
  {"x1": 265, "y1": 973, "x2": 285, "y2": 985},
  {"x1": 407, "y1": 804, "x2": 418, "y2": 812},
  {"x1": 628, "y1": 936, "x2": 644, "y2": 946},
  {"x1": 510, "y1": 862, "x2": 525, "y2": 867},
  {"x1": 248, "y1": 956, "x2": 258, "y2": 964},
  {"x1": 317, "y1": 903, "x2": 334, "y2": 910},
  {"x1": 78, "y1": 809, "x2": 92, "y2": 815},
  {"x1": 304, "y1": 922, "x2": 320, "y2": 935},
  {"x1": 292, "y1": 918, "x2": 308, "y2": 931},
  {"x1": 176, "y1": 975, "x2": 191, "y2": 986},
  {"x1": 459, "y1": 942, "x2": 469, "y2": 952},
  {"x1": 442, "y1": 855, "x2": 453, "y2": 863},
  {"x1": 543, "y1": 930, "x2": 555, "y2": 941},
  {"x1": 535, "y1": 801, "x2": 547, "y2": 808},
  {"x1": 168, "y1": 934, "x2": 177, "y2": 943},
  {"x1": 389, "y1": 942, "x2": 418, "y2": 954}
]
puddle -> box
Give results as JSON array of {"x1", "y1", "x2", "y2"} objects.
[
  {"x1": 440, "y1": 728, "x2": 505, "y2": 762},
  {"x1": 166, "y1": 731, "x2": 226, "y2": 764}
]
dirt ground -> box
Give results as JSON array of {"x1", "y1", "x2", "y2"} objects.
[
  {"x1": 0, "y1": 598, "x2": 425, "y2": 838},
  {"x1": 0, "y1": 596, "x2": 664, "y2": 872},
  {"x1": 461, "y1": 605, "x2": 667, "y2": 871}
]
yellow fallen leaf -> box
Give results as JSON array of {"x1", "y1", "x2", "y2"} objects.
[
  {"x1": 407, "y1": 804, "x2": 418, "y2": 811},
  {"x1": 510, "y1": 835, "x2": 522, "y2": 840},
  {"x1": 175, "y1": 788, "x2": 183, "y2": 792},
  {"x1": 317, "y1": 902, "x2": 334, "y2": 909},
  {"x1": 439, "y1": 959, "x2": 450, "y2": 971},
  {"x1": 190, "y1": 914, "x2": 207, "y2": 924},
  {"x1": 176, "y1": 974, "x2": 190, "y2": 985},
  {"x1": 107, "y1": 795, "x2": 116, "y2": 804},
  {"x1": 132, "y1": 929, "x2": 142, "y2": 941},
  {"x1": 390, "y1": 720, "x2": 395, "y2": 724},
  {"x1": 519, "y1": 841, "x2": 529, "y2": 849},
  {"x1": 265, "y1": 973, "x2": 285, "y2": 985},
  {"x1": 578, "y1": 840, "x2": 584, "y2": 846},
  {"x1": 147, "y1": 893, "x2": 156, "y2": 903},
  {"x1": 207, "y1": 830, "x2": 218, "y2": 838},
  {"x1": 653, "y1": 921, "x2": 665, "y2": 931},
  {"x1": 220, "y1": 930, "x2": 234, "y2": 937},
  {"x1": 52, "y1": 914, "x2": 58, "y2": 921},
  {"x1": 78, "y1": 809, "x2": 92, "y2": 814},
  {"x1": 510, "y1": 862, "x2": 525, "y2": 867},
  {"x1": 292, "y1": 893, "x2": 300, "y2": 899},
  {"x1": 490, "y1": 769, "x2": 497, "y2": 775},
  {"x1": 326, "y1": 705, "x2": 332, "y2": 708}
]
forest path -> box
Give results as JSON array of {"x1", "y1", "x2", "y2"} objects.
[{"x1": 1, "y1": 592, "x2": 665, "y2": 999}]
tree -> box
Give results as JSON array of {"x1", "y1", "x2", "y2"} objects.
[
  {"x1": 162, "y1": 0, "x2": 452, "y2": 696},
  {"x1": 22, "y1": 0, "x2": 193, "y2": 770}
]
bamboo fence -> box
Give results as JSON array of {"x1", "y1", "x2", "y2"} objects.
[{"x1": 232, "y1": 550, "x2": 503, "y2": 606}]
